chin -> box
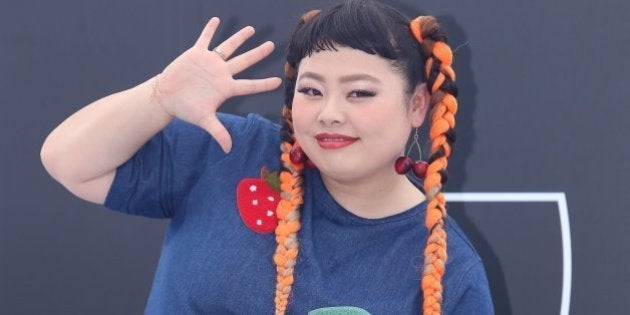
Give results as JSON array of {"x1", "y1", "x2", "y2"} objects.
[
  {"x1": 317, "y1": 162, "x2": 384, "y2": 185},
  {"x1": 313, "y1": 159, "x2": 354, "y2": 178},
  {"x1": 319, "y1": 170, "x2": 363, "y2": 185}
]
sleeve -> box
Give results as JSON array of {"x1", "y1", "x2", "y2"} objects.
[
  {"x1": 103, "y1": 113, "x2": 258, "y2": 218},
  {"x1": 449, "y1": 261, "x2": 495, "y2": 315}
]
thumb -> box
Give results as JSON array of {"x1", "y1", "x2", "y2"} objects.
[{"x1": 197, "y1": 113, "x2": 233, "y2": 153}]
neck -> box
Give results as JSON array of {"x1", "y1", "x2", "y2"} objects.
[{"x1": 320, "y1": 169, "x2": 425, "y2": 219}]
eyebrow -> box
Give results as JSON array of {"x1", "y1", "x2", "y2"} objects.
[{"x1": 298, "y1": 71, "x2": 382, "y2": 84}]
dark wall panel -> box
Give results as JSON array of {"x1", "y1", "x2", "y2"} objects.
[{"x1": 2, "y1": 0, "x2": 628, "y2": 314}]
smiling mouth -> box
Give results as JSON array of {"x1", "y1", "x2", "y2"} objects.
[{"x1": 315, "y1": 133, "x2": 358, "y2": 149}]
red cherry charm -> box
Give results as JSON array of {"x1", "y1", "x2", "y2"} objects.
[
  {"x1": 412, "y1": 161, "x2": 428, "y2": 179},
  {"x1": 290, "y1": 143, "x2": 306, "y2": 164},
  {"x1": 395, "y1": 156, "x2": 413, "y2": 174}
]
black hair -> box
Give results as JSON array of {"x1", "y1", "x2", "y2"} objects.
[{"x1": 286, "y1": 0, "x2": 426, "y2": 95}]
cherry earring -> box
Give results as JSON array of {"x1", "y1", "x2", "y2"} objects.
[
  {"x1": 289, "y1": 142, "x2": 316, "y2": 169},
  {"x1": 395, "y1": 128, "x2": 428, "y2": 178},
  {"x1": 289, "y1": 142, "x2": 307, "y2": 164}
]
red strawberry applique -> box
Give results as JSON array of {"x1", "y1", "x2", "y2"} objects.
[{"x1": 236, "y1": 166, "x2": 281, "y2": 234}]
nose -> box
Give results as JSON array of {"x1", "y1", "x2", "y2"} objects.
[{"x1": 317, "y1": 96, "x2": 345, "y2": 126}]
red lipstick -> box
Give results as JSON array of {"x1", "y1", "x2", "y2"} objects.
[{"x1": 315, "y1": 133, "x2": 358, "y2": 149}]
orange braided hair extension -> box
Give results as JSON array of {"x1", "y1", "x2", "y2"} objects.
[
  {"x1": 273, "y1": 142, "x2": 303, "y2": 315},
  {"x1": 273, "y1": 10, "x2": 321, "y2": 315},
  {"x1": 411, "y1": 16, "x2": 458, "y2": 315}
]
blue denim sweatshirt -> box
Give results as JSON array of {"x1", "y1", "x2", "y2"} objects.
[{"x1": 104, "y1": 113, "x2": 494, "y2": 314}]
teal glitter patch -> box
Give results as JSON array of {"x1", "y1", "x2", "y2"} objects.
[{"x1": 307, "y1": 306, "x2": 371, "y2": 315}]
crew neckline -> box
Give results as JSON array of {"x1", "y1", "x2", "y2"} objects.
[{"x1": 304, "y1": 169, "x2": 427, "y2": 226}]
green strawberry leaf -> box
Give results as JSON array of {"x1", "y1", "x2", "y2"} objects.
[{"x1": 261, "y1": 166, "x2": 281, "y2": 193}]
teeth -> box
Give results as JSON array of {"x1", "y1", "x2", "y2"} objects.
[{"x1": 321, "y1": 138, "x2": 349, "y2": 142}]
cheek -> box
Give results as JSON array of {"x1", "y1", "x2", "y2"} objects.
[
  {"x1": 364, "y1": 105, "x2": 413, "y2": 148},
  {"x1": 290, "y1": 96, "x2": 316, "y2": 134},
  {"x1": 360, "y1": 103, "x2": 409, "y2": 132}
]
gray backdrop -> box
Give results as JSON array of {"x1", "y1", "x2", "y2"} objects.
[{"x1": 2, "y1": 0, "x2": 629, "y2": 314}]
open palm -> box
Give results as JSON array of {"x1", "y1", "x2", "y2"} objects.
[{"x1": 154, "y1": 17, "x2": 281, "y2": 152}]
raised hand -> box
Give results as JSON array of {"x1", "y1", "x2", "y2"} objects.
[{"x1": 153, "y1": 17, "x2": 281, "y2": 152}]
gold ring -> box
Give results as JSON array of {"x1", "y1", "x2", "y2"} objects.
[{"x1": 212, "y1": 47, "x2": 228, "y2": 61}]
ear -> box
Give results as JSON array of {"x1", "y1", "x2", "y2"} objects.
[{"x1": 408, "y1": 83, "x2": 430, "y2": 128}]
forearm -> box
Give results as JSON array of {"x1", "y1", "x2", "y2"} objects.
[
  {"x1": 41, "y1": 76, "x2": 173, "y2": 186},
  {"x1": 41, "y1": 18, "x2": 280, "y2": 203}
]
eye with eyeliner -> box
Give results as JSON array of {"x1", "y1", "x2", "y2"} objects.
[
  {"x1": 296, "y1": 87, "x2": 322, "y2": 96},
  {"x1": 296, "y1": 87, "x2": 377, "y2": 98},
  {"x1": 348, "y1": 89, "x2": 376, "y2": 98}
]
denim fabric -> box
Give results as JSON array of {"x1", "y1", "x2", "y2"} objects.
[{"x1": 104, "y1": 113, "x2": 494, "y2": 314}]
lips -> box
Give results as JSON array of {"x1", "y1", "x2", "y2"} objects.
[{"x1": 315, "y1": 133, "x2": 358, "y2": 149}]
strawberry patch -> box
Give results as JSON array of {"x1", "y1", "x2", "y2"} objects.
[{"x1": 236, "y1": 167, "x2": 281, "y2": 234}]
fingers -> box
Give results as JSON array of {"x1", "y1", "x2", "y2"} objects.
[
  {"x1": 211, "y1": 25, "x2": 255, "y2": 60},
  {"x1": 233, "y1": 77, "x2": 282, "y2": 96},
  {"x1": 228, "y1": 41, "x2": 275, "y2": 75},
  {"x1": 197, "y1": 114, "x2": 233, "y2": 153},
  {"x1": 195, "y1": 17, "x2": 220, "y2": 49}
]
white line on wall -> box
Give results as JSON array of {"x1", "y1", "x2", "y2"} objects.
[{"x1": 444, "y1": 192, "x2": 571, "y2": 315}]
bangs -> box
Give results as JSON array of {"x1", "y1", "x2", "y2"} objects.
[
  {"x1": 284, "y1": 0, "x2": 426, "y2": 94},
  {"x1": 286, "y1": 0, "x2": 408, "y2": 66}
]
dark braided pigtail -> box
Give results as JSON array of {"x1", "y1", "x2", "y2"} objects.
[
  {"x1": 411, "y1": 16, "x2": 458, "y2": 315},
  {"x1": 273, "y1": 10, "x2": 321, "y2": 315}
]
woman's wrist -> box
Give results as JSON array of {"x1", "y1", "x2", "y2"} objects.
[{"x1": 143, "y1": 74, "x2": 175, "y2": 123}]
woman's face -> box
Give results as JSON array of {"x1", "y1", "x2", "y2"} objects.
[{"x1": 292, "y1": 46, "x2": 428, "y2": 183}]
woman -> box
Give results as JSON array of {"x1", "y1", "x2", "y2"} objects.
[{"x1": 41, "y1": 0, "x2": 493, "y2": 314}]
